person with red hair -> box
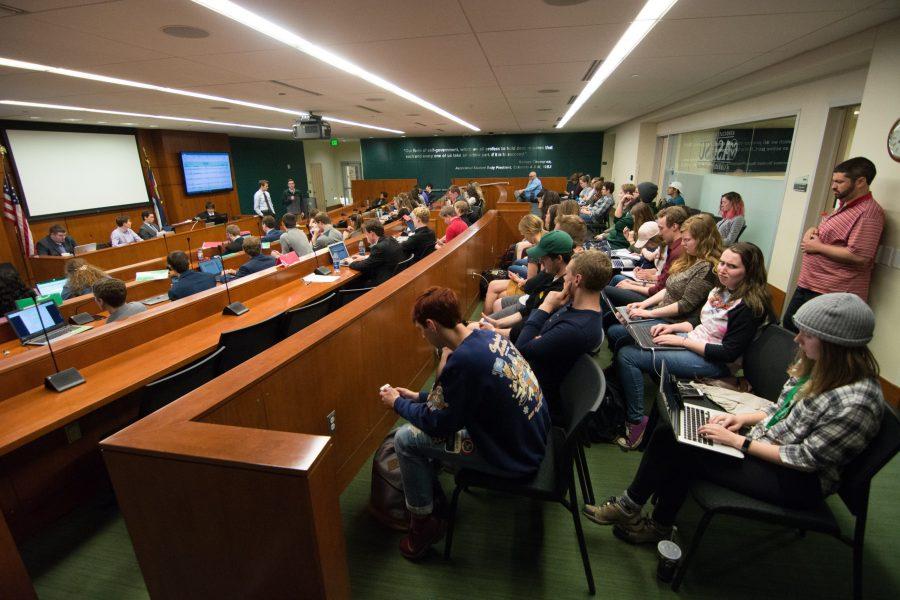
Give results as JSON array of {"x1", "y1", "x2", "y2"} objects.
[
  {"x1": 717, "y1": 191, "x2": 746, "y2": 245},
  {"x1": 379, "y1": 286, "x2": 550, "y2": 560}
]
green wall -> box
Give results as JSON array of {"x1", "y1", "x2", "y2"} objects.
[
  {"x1": 229, "y1": 136, "x2": 309, "y2": 217},
  {"x1": 361, "y1": 132, "x2": 604, "y2": 185}
]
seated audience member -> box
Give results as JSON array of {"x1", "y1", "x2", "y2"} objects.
[
  {"x1": 607, "y1": 215, "x2": 722, "y2": 350},
  {"x1": 36, "y1": 224, "x2": 77, "y2": 256},
  {"x1": 466, "y1": 183, "x2": 485, "y2": 220},
  {"x1": 605, "y1": 206, "x2": 688, "y2": 306},
  {"x1": 585, "y1": 292, "x2": 882, "y2": 547},
  {"x1": 421, "y1": 183, "x2": 433, "y2": 206},
  {"x1": 347, "y1": 219, "x2": 403, "y2": 287},
  {"x1": 110, "y1": 216, "x2": 142, "y2": 246},
  {"x1": 196, "y1": 201, "x2": 224, "y2": 222},
  {"x1": 93, "y1": 277, "x2": 146, "y2": 323},
  {"x1": 310, "y1": 212, "x2": 344, "y2": 250},
  {"x1": 442, "y1": 185, "x2": 462, "y2": 207},
  {"x1": 0, "y1": 267, "x2": 30, "y2": 315},
  {"x1": 516, "y1": 250, "x2": 612, "y2": 419},
  {"x1": 608, "y1": 222, "x2": 663, "y2": 288},
  {"x1": 167, "y1": 251, "x2": 216, "y2": 301},
  {"x1": 274, "y1": 213, "x2": 313, "y2": 257},
  {"x1": 544, "y1": 204, "x2": 559, "y2": 231},
  {"x1": 483, "y1": 214, "x2": 545, "y2": 312},
  {"x1": 260, "y1": 215, "x2": 282, "y2": 243},
  {"x1": 554, "y1": 215, "x2": 588, "y2": 248},
  {"x1": 538, "y1": 190, "x2": 561, "y2": 223},
  {"x1": 222, "y1": 224, "x2": 246, "y2": 254},
  {"x1": 343, "y1": 213, "x2": 364, "y2": 240},
  {"x1": 576, "y1": 175, "x2": 595, "y2": 204},
  {"x1": 61, "y1": 258, "x2": 107, "y2": 300},
  {"x1": 436, "y1": 204, "x2": 468, "y2": 247},
  {"x1": 455, "y1": 200, "x2": 475, "y2": 226},
  {"x1": 664, "y1": 181, "x2": 686, "y2": 206},
  {"x1": 611, "y1": 242, "x2": 773, "y2": 450},
  {"x1": 372, "y1": 191, "x2": 389, "y2": 209},
  {"x1": 480, "y1": 230, "x2": 573, "y2": 341},
  {"x1": 606, "y1": 186, "x2": 654, "y2": 250},
  {"x1": 401, "y1": 206, "x2": 437, "y2": 262},
  {"x1": 515, "y1": 171, "x2": 543, "y2": 202},
  {"x1": 411, "y1": 185, "x2": 423, "y2": 205},
  {"x1": 637, "y1": 180, "x2": 659, "y2": 210},
  {"x1": 581, "y1": 181, "x2": 613, "y2": 225},
  {"x1": 397, "y1": 208, "x2": 416, "y2": 233},
  {"x1": 379, "y1": 286, "x2": 549, "y2": 559},
  {"x1": 621, "y1": 202, "x2": 658, "y2": 252},
  {"x1": 137, "y1": 210, "x2": 164, "y2": 240},
  {"x1": 718, "y1": 191, "x2": 746, "y2": 245},
  {"x1": 556, "y1": 199, "x2": 581, "y2": 223},
  {"x1": 225, "y1": 236, "x2": 276, "y2": 278},
  {"x1": 566, "y1": 172, "x2": 582, "y2": 199}
]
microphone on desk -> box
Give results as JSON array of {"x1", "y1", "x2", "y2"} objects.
[
  {"x1": 186, "y1": 236, "x2": 194, "y2": 270},
  {"x1": 189, "y1": 217, "x2": 201, "y2": 232},
  {"x1": 311, "y1": 245, "x2": 331, "y2": 276},
  {"x1": 27, "y1": 290, "x2": 85, "y2": 392},
  {"x1": 219, "y1": 244, "x2": 248, "y2": 316}
]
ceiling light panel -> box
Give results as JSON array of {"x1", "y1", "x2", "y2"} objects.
[{"x1": 189, "y1": 0, "x2": 480, "y2": 131}]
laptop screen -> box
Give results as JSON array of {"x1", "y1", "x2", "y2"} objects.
[
  {"x1": 36, "y1": 278, "x2": 66, "y2": 297},
  {"x1": 199, "y1": 256, "x2": 224, "y2": 275},
  {"x1": 328, "y1": 241, "x2": 350, "y2": 264},
  {"x1": 6, "y1": 301, "x2": 64, "y2": 339}
]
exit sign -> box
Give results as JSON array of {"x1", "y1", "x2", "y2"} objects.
[{"x1": 330, "y1": 138, "x2": 339, "y2": 147}]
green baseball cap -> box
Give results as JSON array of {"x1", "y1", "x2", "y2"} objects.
[{"x1": 526, "y1": 229, "x2": 573, "y2": 259}]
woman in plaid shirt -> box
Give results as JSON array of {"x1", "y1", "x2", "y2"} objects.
[{"x1": 585, "y1": 292, "x2": 884, "y2": 545}]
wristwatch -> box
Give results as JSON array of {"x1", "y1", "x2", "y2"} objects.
[{"x1": 740, "y1": 437, "x2": 752, "y2": 454}]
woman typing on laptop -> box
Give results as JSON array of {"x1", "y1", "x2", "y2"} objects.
[
  {"x1": 612, "y1": 242, "x2": 773, "y2": 450},
  {"x1": 585, "y1": 292, "x2": 883, "y2": 547}
]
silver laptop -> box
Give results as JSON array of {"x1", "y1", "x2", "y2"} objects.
[
  {"x1": 74, "y1": 243, "x2": 97, "y2": 255},
  {"x1": 626, "y1": 321, "x2": 682, "y2": 351},
  {"x1": 5, "y1": 301, "x2": 90, "y2": 346},
  {"x1": 602, "y1": 292, "x2": 654, "y2": 325},
  {"x1": 658, "y1": 361, "x2": 744, "y2": 458},
  {"x1": 141, "y1": 294, "x2": 169, "y2": 306}
]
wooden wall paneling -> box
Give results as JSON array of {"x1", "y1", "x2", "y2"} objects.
[
  {"x1": 767, "y1": 284, "x2": 786, "y2": 317},
  {"x1": 349, "y1": 179, "x2": 418, "y2": 208}
]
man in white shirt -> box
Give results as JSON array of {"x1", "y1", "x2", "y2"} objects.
[
  {"x1": 253, "y1": 179, "x2": 275, "y2": 217},
  {"x1": 110, "y1": 216, "x2": 142, "y2": 246}
]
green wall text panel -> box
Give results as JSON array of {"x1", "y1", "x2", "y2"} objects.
[{"x1": 229, "y1": 136, "x2": 309, "y2": 217}]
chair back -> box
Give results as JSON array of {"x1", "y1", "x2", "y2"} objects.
[
  {"x1": 394, "y1": 255, "x2": 415, "y2": 274},
  {"x1": 838, "y1": 406, "x2": 900, "y2": 516},
  {"x1": 557, "y1": 354, "x2": 606, "y2": 442},
  {"x1": 216, "y1": 312, "x2": 286, "y2": 373},
  {"x1": 735, "y1": 224, "x2": 748, "y2": 242},
  {"x1": 333, "y1": 286, "x2": 374, "y2": 310},
  {"x1": 742, "y1": 324, "x2": 797, "y2": 401},
  {"x1": 138, "y1": 347, "x2": 226, "y2": 417},
  {"x1": 281, "y1": 292, "x2": 335, "y2": 337}
]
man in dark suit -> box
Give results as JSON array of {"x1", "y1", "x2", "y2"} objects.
[
  {"x1": 36, "y1": 224, "x2": 77, "y2": 256},
  {"x1": 282, "y1": 178, "x2": 308, "y2": 218},
  {"x1": 138, "y1": 210, "x2": 163, "y2": 240},
  {"x1": 196, "y1": 201, "x2": 227, "y2": 223},
  {"x1": 166, "y1": 251, "x2": 216, "y2": 301},
  {"x1": 222, "y1": 224, "x2": 245, "y2": 254},
  {"x1": 260, "y1": 215, "x2": 282, "y2": 243},
  {"x1": 347, "y1": 219, "x2": 403, "y2": 287},
  {"x1": 400, "y1": 206, "x2": 437, "y2": 263},
  {"x1": 225, "y1": 236, "x2": 276, "y2": 278}
]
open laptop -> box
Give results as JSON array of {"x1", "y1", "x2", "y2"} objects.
[
  {"x1": 198, "y1": 255, "x2": 224, "y2": 276},
  {"x1": 601, "y1": 291, "x2": 656, "y2": 325},
  {"x1": 626, "y1": 320, "x2": 682, "y2": 351},
  {"x1": 276, "y1": 251, "x2": 300, "y2": 267},
  {"x1": 35, "y1": 278, "x2": 66, "y2": 297},
  {"x1": 657, "y1": 361, "x2": 744, "y2": 458},
  {"x1": 5, "y1": 301, "x2": 90, "y2": 346},
  {"x1": 74, "y1": 243, "x2": 97, "y2": 255},
  {"x1": 328, "y1": 241, "x2": 351, "y2": 266}
]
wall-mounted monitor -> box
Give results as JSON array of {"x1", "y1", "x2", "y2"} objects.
[{"x1": 180, "y1": 152, "x2": 234, "y2": 195}]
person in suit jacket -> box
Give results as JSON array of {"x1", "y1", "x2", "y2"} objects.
[
  {"x1": 225, "y1": 236, "x2": 276, "y2": 278},
  {"x1": 196, "y1": 201, "x2": 227, "y2": 223},
  {"x1": 401, "y1": 206, "x2": 437, "y2": 263},
  {"x1": 166, "y1": 251, "x2": 216, "y2": 301},
  {"x1": 347, "y1": 219, "x2": 403, "y2": 287},
  {"x1": 260, "y1": 215, "x2": 282, "y2": 243},
  {"x1": 223, "y1": 224, "x2": 245, "y2": 254},
  {"x1": 138, "y1": 210, "x2": 163, "y2": 240},
  {"x1": 35, "y1": 224, "x2": 77, "y2": 256}
]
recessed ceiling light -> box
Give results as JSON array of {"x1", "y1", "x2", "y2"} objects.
[
  {"x1": 537, "y1": 108, "x2": 552, "y2": 111},
  {"x1": 28, "y1": 116, "x2": 40, "y2": 119},
  {"x1": 853, "y1": 110, "x2": 860, "y2": 115},
  {"x1": 121, "y1": 122, "x2": 135, "y2": 126},
  {"x1": 406, "y1": 113, "x2": 420, "y2": 117},
  {"x1": 558, "y1": 0, "x2": 679, "y2": 129},
  {"x1": 365, "y1": 97, "x2": 385, "y2": 102},
  {"x1": 538, "y1": 89, "x2": 559, "y2": 94},
  {"x1": 97, "y1": 121, "x2": 107, "y2": 124},
  {"x1": 210, "y1": 106, "x2": 230, "y2": 110},
  {"x1": 62, "y1": 118, "x2": 82, "y2": 122},
  {"x1": 631, "y1": 74, "x2": 641, "y2": 78},
  {"x1": 161, "y1": 25, "x2": 210, "y2": 39},
  {"x1": 189, "y1": 0, "x2": 479, "y2": 131},
  {"x1": 277, "y1": 92, "x2": 286, "y2": 95}
]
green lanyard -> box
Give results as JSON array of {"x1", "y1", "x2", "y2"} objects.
[{"x1": 766, "y1": 376, "x2": 809, "y2": 428}]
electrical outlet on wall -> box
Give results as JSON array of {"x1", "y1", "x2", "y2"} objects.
[{"x1": 326, "y1": 410, "x2": 336, "y2": 432}]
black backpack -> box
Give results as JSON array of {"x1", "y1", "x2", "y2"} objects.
[{"x1": 587, "y1": 374, "x2": 627, "y2": 443}]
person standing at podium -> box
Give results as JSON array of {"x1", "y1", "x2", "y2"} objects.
[{"x1": 254, "y1": 179, "x2": 275, "y2": 217}]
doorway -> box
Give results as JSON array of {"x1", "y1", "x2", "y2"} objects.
[{"x1": 341, "y1": 161, "x2": 363, "y2": 201}]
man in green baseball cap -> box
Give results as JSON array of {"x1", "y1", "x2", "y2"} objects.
[{"x1": 481, "y1": 230, "x2": 574, "y2": 341}]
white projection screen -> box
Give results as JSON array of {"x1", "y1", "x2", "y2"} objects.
[{"x1": 6, "y1": 129, "x2": 149, "y2": 217}]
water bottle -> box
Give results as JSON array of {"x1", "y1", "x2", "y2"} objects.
[
  {"x1": 333, "y1": 256, "x2": 341, "y2": 274},
  {"x1": 358, "y1": 241, "x2": 365, "y2": 256},
  {"x1": 197, "y1": 248, "x2": 203, "y2": 262}
]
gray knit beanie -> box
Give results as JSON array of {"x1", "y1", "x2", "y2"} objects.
[
  {"x1": 792, "y1": 292, "x2": 874, "y2": 347},
  {"x1": 637, "y1": 181, "x2": 658, "y2": 204}
]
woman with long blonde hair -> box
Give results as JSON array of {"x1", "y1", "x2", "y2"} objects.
[
  {"x1": 61, "y1": 258, "x2": 107, "y2": 300},
  {"x1": 484, "y1": 214, "x2": 545, "y2": 313}
]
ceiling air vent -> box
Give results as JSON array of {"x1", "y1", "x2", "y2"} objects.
[
  {"x1": 567, "y1": 95, "x2": 577, "y2": 105},
  {"x1": 414, "y1": 122, "x2": 428, "y2": 127},
  {"x1": 269, "y1": 80, "x2": 323, "y2": 96},
  {"x1": 582, "y1": 60, "x2": 602, "y2": 81},
  {"x1": 355, "y1": 104, "x2": 382, "y2": 114}
]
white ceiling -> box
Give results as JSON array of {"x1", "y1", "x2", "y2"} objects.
[{"x1": 0, "y1": 0, "x2": 897, "y2": 139}]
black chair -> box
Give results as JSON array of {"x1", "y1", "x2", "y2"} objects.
[
  {"x1": 215, "y1": 312, "x2": 286, "y2": 374},
  {"x1": 281, "y1": 292, "x2": 335, "y2": 337},
  {"x1": 137, "y1": 347, "x2": 226, "y2": 418},
  {"x1": 443, "y1": 355, "x2": 605, "y2": 595},
  {"x1": 734, "y1": 224, "x2": 748, "y2": 242},
  {"x1": 394, "y1": 255, "x2": 415, "y2": 274},
  {"x1": 742, "y1": 324, "x2": 797, "y2": 401},
  {"x1": 672, "y1": 407, "x2": 900, "y2": 599},
  {"x1": 332, "y1": 286, "x2": 374, "y2": 310}
]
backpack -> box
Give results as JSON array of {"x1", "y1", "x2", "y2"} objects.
[
  {"x1": 479, "y1": 269, "x2": 508, "y2": 299},
  {"x1": 497, "y1": 243, "x2": 517, "y2": 270},
  {"x1": 368, "y1": 428, "x2": 409, "y2": 531},
  {"x1": 587, "y1": 373, "x2": 627, "y2": 443}
]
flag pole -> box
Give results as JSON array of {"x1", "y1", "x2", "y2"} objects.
[{"x1": 0, "y1": 144, "x2": 35, "y2": 284}]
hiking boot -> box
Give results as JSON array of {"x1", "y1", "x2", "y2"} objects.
[
  {"x1": 582, "y1": 496, "x2": 641, "y2": 527},
  {"x1": 399, "y1": 514, "x2": 446, "y2": 561},
  {"x1": 616, "y1": 416, "x2": 649, "y2": 450},
  {"x1": 613, "y1": 516, "x2": 672, "y2": 545}
]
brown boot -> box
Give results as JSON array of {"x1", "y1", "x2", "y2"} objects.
[{"x1": 399, "y1": 514, "x2": 446, "y2": 561}]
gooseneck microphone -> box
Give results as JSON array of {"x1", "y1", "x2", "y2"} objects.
[
  {"x1": 28, "y1": 291, "x2": 85, "y2": 392},
  {"x1": 311, "y1": 244, "x2": 331, "y2": 276},
  {"x1": 186, "y1": 236, "x2": 193, "y2": 270},
  {"x1": 219, "y1": 243, "x2": 248, "y2": 316}
]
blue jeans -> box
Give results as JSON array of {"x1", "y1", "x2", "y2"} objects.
[
  {"x1": 508, "y1": 258, "x2": 527, "y2": 278},
  {"x1": 615, "y1": 345, "x2": 729, "y2": 423},
  {"x1": 609, "y1": 274, "x2": 627, "y2": 286},
  {"x1": 394, "y1": 424, "x2": 508, "y2": 516}
]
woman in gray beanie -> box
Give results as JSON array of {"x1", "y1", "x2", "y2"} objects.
[{"x1": 586, "y1": 291, "x2": 884, "y2": 547}]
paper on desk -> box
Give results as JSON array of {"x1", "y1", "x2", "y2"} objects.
[
  {"x1": 610, "y1": 249, "x2": 640, "y2": 259},
  {"x1": 303, "y1": 273, "x2": 340, "y2": 283},
  {"x1": 135, "y1": 270, "x2": 170, "y2": 281},
  {"x1": 619, "y1": 270, "x2": 638, "y2": 280},
  {"x1": 201, "y1": 241, "x2": 223, "y2": 249}
]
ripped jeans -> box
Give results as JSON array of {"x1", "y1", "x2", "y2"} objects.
[{"x1": 394, "y1": 424, "x2": 509, "y2": 516}]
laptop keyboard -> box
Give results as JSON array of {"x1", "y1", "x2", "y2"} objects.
[
  {"x1": 630, "y1": 324, "x2": 658, "y2": 348},
  {"x1": 142, "y1": 294, "x2": 169, "y2": 306},
  {"x1": 28, "y1": 325, "x2": 79, "y2": 344},
  {"x1": 684, "y1": 405, "x2": 713, "y2": 446}
]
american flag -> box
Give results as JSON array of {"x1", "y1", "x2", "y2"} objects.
[
  {"x1": 143, "y1": 147, "x2": 168, "y2": 228},
  {"x1": 3, "y1": 170, "x2": 34, "y2": 257}
]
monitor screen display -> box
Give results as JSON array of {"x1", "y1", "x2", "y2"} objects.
[
  {"x1": 180, "y1": 152, "x2": 234, "y2": 195},
  {"x1": 36, "y1": 278, "x2": 66, "y2": 297}
]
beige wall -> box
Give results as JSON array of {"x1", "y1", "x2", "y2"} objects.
[{"x1": 302, "y1": 139, "x2": 362, "y2": 209}]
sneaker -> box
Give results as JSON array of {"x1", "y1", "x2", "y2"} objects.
[
  {"x1": 613, "y1": 516, "x2": 672, "y2": 545},
  {"x1": 582, "y1": 496, "x2": 641, "y2": 527},
  {"x1": 399, "y1": 514, "x2": 446, "y2": 561},
  {"x1": 616, "y1": 416, "x2": 649, "y2": 450}
]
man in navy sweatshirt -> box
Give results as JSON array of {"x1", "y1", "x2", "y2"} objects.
[
  {"x1": 516, "y1": 250, "x2": 611, "y2": 421},
  {"x1": 380, "y1": 286, "x2": 550, "y2": 561}
]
